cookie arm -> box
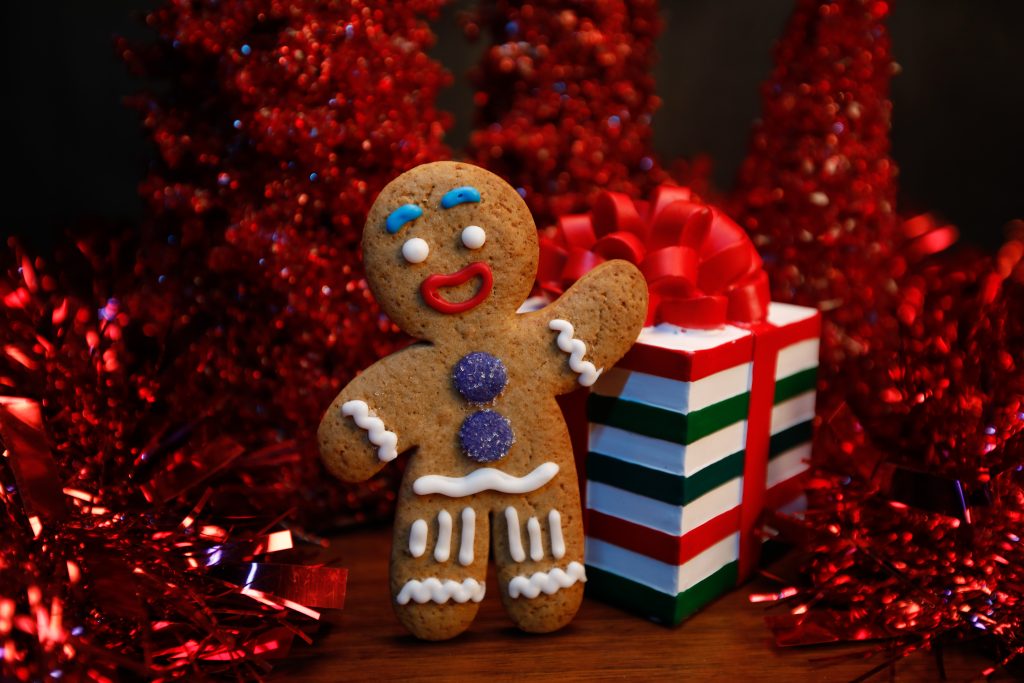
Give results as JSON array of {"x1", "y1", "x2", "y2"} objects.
[
  {"x1": 524, "y1": 260, "x2": 648, "y2": 395},
  {"x1": 317, "y1": 344, "x2": 427, "y2": 483}
]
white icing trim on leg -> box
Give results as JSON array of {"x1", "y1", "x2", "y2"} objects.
[
  {"x1": 395, "y1": 577, "x2": 486, "y2": 605},
  {"x1": 434, "y1": 510, "x2": 452, "y2": 562},
  {"x1": 459, "y1": 507, "x2": 476, "y2": 567},
  {"x1": 508, "y1": 561, "x2": 587, "y2": 599},
  {"x1": 548, "y1": 510, "x2": 565, "y2": 560},
  {"x1": 527, "y1": 516, "x2": 544, "y2": 561},
  {"x1": 409, "y1": 519, "x2": 428, "y2": 558},
  {"x1": 505, "y1": 506, "x2": 526, "y2": 562},
  {"x1": 549, "y1": 319, "x2": 603, "y2": 386},
  {"x1": 413, "y1": 462, "x2": 559, "y2": 497},
  {"x1": 340, "y1": 400, "x2": 398, "y2": 462}
]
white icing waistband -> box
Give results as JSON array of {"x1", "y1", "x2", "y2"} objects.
[
  {"x1": 395, "y1": 577, "x2": 486, "y2": 605},
  {"x1": 412, "y1": 462, "x2": 559, "y2": 497},
  {"x1": 507, "y1": 561, "x2": 587, "y2": 599}
]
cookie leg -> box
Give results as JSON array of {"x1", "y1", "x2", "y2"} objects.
[
  {"x1": 390, "y1": 497, "x2": 490, "y2": 640},
  {"x1": 492, "y1": 481, "x2": 586, "y2": 633}
]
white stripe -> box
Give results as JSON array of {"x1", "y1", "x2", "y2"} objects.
[
  {"x1": 592, "y1": 363, "x2": 751, "y2": 414},
  {"x1": 585, "y1": 534, "x2": 739, "y2": 596},
  {"x1": 588, "y1": 421, "x2": 746, "y2": 477},
  {"x1": 766, "y1": 302, "x2": 818, "y2": 327},
  {"x1": 458, "y1": 507, "x2": 476, "y2": 566},
  {"x1": 527, "y1": 516, "x2": 544, "y2": 561},
  {"x1": 548, "y1": 510, "x2": 566, "y2": 559},
  {"x1": 586, "y1": 478, "x2": 742, "y2": 537},
  {"x1": 409, "y1": 519, "x2": 427, "y2": 558},
  {"x1": 766, "y1": 442, "x2": 811, "y2": 489},
  {"x1": 770, "y1": 390, "x2": 816, "y2": 434},
  {"x1": 505, "y1": 507, "x2": 526, "y2": 562},
  {"x1": 774, "y1": 338, "x2": 819, "y2": 380},
  {"x1": 434, "y1": 510, "x2": 452, "y2": 562},
  {"x1": 637, "y1": 321, "x2": 750, "y2": 353}
]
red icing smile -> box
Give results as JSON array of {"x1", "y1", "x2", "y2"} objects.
[{"x1": 420, "y1": 262, "x2": 494, "y2": 314}]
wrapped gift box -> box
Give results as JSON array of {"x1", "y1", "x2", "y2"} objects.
[
  {"x1": 583, "y1": 302, "x2": 820, "y2": 625},
  {"x1": 531, "y1": 184, "x2": 823, "y2": 624}
]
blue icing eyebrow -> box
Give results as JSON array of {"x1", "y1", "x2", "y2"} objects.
[
  {"x1": 385, "y1": 204, "x2": 423, "y2": 234},
  {"x1": 440, "y1": 186, "x2": 481, "y2": 209}
]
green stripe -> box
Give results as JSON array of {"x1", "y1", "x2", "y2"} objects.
[
  {"x1": 773, "y1": 367, "x2": 817, "y2": 404},
  {"x1": 587, "y1": 450, "x2": 744, "y2": 506},
  {"x1": 588, "y1": 393, "x2": 749, "y2": 445},
  {"x1": 585, "y1": 562, "x2": 738, "y2": 625},
  {"x1": 768, "y1": 420, "x2": 813, "y2": 459}
]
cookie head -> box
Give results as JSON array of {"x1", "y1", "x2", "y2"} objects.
[{"x1": 362, "y1": 162, "x2": 539, "y2": 340}]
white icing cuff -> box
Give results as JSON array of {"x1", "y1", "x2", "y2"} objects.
[
  {"x1": 412, "y1": 462, "x2": 559, "y2": 497},
  {"x1": 549, "y1": 319, "x2": 603, "y2": 386},
  {"x1": 507, "y1": 561, "x2": 587, "y2": 599},
  {"x1": 341, "y1": 400, "x2": 398, "y2": 462},
  {"x1": 396, "y1": 577, "x2": 486, "y2": 605}
]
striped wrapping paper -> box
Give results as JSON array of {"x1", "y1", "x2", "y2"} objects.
[{"x1": 583, "y1": 302, "x2": 821, "y2": 625}]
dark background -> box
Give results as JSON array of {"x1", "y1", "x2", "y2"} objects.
[{"x1": 3, "y1": 1, "x2": 1022, "y2": 250}]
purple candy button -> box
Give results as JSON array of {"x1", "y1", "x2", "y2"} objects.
[
  {"x1": 452, "y1": 352, "x2": 508, "y2": 404},
  {"x1": 459, "y1": 410, "x2": 515, "y2": 463}
]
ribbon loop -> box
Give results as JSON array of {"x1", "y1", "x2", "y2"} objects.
[
  {"x1": 592, "y1": 192, "x2": 645, "y2": 238},
  {"x1": 557, "y1": 214, "x2": 597, "y2": 250},
  {"x1": 538, "y1": 185, "x2": 770, "y2": 328},
  {"x1": 593, "y1": 231, "x2": 646, "y2": 264}
]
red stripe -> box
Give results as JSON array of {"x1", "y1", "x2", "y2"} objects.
[
  {"x1": 586, "y1": 507, "x2": 740, "y2": 566},
  {"x1": 763, "y1": 469, "x2": 810, "y2": 511},
  {"x1": 617, "y1": 333, "x2": 754, "y2": 381}
]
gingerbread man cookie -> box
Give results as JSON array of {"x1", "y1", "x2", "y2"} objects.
[{"x1": 318, "y1": 161, "x2": 647, "y2": 640}]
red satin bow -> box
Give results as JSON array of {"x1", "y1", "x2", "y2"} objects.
[{"x1": 538, "y1": 186, "x2": 770, "y2": 328}]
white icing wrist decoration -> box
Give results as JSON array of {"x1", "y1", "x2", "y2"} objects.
[
  {"x1": 412, "y1": 462, "x2": 559, "y2": 497},
  {"x1": 341, "y1": 400, "x2": 398, "y2": 462},
  {"x1": 549, "y1": 319, "x2": 603, "y2": 386},
  {"x1": 507, "y1": 561, "x2": 587, "y2": 599},
  {"x1": 396, "y1": 577, "x2": 486, "y2": 605}
]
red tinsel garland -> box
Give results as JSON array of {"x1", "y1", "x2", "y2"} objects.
[
  {"x1": 1, "y1": 242, "x2": 347, "y2": 680},
  {"x1": 759, "y1": 236, "x2": 1024, "y2": 673}
]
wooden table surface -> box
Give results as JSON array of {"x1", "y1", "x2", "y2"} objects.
[{"x1": 272, "y1": 525, "x2": 1009, "y2": 682}]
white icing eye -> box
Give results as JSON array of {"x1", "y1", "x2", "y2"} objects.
[
  {"x1": 402, "y1": 237, "x2": 430, "y2": 264},
  {"x1": 461, "y1": 225, "x2": 486, "y2": 249}
]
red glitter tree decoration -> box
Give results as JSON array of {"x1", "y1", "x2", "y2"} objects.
[
  {"x1": 463, "y1": 0, "x2": 669, "y2": 228},
  {"x1": 732, "y1": 0, "x2": 900, "y2": 384},
  {"x1": 117, "y1": 0, "x2": 452, "y2": 523}
]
